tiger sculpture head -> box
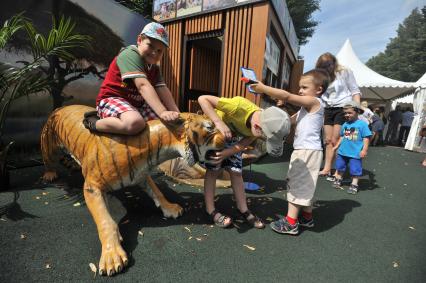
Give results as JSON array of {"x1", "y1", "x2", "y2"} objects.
[
  {"x1": 165, "y1": 112, "x2": 225, "y2": 167},
  {"x1": 40, "y1": 105, "x2": 225, "y2": 276}
]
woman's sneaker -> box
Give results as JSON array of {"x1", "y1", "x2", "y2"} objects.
[
  {"x1": 347, "y1": 184, "x2": 359, "y2": 194},
  {"x1": 326, "y1": 173, "x2": 336, "y2": 182},
  {"x1": 298, "y1": 216, "x2": 314, "y2": 228},
  {"x1": 270, "y1": 218, "x2": 299, "y2": 235},
  {"x1": 333, "y1": 178, "x2": 343, "y2": 189}
]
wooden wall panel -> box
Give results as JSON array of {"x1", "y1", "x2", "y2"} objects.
[
  {"x1": 221, "y1": 6, "x2": 253, "y2": 100},
  {"x1": 220, "y1": 3, "x2": 268, "y2": 104},
  {"x1": 247, "y1": 3, "x2": 269, "y2": 104},
  {"x1": 185, "y1": 12, "x2": 223, "y2": 34},
  {"x1": 162, "y1": 22, "x2": 183, "y2": 104},
  {"x1": 189, "y1": 45, "x2": 220, "y2": 93},
  {"x1": 289, "y1": 60, "x2": 304, "y2": 94}
]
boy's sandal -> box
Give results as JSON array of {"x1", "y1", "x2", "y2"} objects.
[
  {"x1": 239, "y1": 210, "x2": 265, "y2": 229},
  {"x1": 83, "y1": 111, "x2": 100, "y2": 132},
  {"x1": 209, "y1": 209, "x2": 232, "y2": 228}
]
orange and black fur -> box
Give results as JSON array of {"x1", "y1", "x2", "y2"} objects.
[{"x1": 41, "y1": 105, "x2": 225, "y2": 276}]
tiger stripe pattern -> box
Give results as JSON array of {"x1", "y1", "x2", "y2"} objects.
[{"x1": 40, "y1": 104, "x2": 225, "y2": 276}]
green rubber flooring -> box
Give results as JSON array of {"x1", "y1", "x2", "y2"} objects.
[{"x1": 1, "y1": 146, "x2": 425, "y2": 282}]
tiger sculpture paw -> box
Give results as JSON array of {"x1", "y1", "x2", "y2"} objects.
[
  {"x1": 98, "y1": 226, "x2": 128, "y2": 276},
  {"x1": 41, "y1": 105, "x2": 225, "y2": 276},
  {"x1": 42, "y1": 170, "x2": 58, "y2": 182},
  {"x1": 160, "y1": 202, "x2": 184, "y2": 219}
]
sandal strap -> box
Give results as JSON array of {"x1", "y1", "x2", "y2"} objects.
[
  {"x1": 240, "y1": 210, "x2": 265, "y2": 229},
  {"x1": 209, "y1": 209, "x2": 232, "y2": 227},
  {"x1": 240, "y1": 209, "x2": 253, "y2": 219}
]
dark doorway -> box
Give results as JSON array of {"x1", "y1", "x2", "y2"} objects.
[{"x1": 182, "y1": 36, "x2": 222, "y2": 112}]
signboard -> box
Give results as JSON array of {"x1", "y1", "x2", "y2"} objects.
[
  {"x1": 153, "y1": 0, "x2": 262, "y2": 22},
  {"x1": 153, "y1": 0, "x2": 177, "y2": 21},
  {"x1": 265, "y1": 35, "x2": 280, "y2": 75},
  {"x1": 177, "y1": 0, "x2": 202, "y2": 17}
]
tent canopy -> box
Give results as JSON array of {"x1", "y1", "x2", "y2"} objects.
[
  {"x1": 336, "y1": 39, "x2": 416, "y2": 101},
  {"x1": 415, "y1": 73, "x2": 426, "y2": 88}
]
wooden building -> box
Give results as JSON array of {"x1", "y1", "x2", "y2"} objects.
[{"x1": 154, "y1": 0, "x2": 303, "y2": 112}]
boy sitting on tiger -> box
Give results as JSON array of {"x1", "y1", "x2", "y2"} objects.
[{"x1": 83, "y1": 22, "x2": 180, "y2": 135}]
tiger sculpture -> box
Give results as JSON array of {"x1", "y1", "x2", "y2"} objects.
[{"x1": 41, "y1": 105, "x2": 225, "y2": 276}]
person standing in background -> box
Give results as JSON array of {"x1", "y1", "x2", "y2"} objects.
[
  {"x1": 315, "y1": 53, "x2": 361, "y2": 179},
  {"x1": 385, "y1": 105, "x2": 403, "y2": 145},
  {"x1": 399, "y1": 107, "x2": 415, "y2": 146}
]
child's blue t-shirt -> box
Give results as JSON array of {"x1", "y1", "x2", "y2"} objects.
[{"x1": 338, "y1": 119, "x2": 372, "y2": 159}]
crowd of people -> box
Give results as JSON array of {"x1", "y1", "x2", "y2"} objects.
[{"x1": 81, "y1": 22, "x2": 421, "y2": 237}]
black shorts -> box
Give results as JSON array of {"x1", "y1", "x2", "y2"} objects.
[{"x1": 324, "y1": 107, "x2": 346, "y2": 126}]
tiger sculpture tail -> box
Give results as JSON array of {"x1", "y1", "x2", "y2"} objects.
[{"x1": 40, "y1": 105, "x2": 225, "y2": 276}]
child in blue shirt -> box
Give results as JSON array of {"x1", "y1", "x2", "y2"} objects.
[{"x1": 333, "y1": 101, "x2": 372, "y2": 194}]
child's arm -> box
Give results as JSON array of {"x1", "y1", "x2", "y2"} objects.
[
  {"x1": 360, "y1": 137, "x2": 370, "y2": 158},
  {"x1": 332, "y1": 136, "x2": 342, "y2": 151},
  {"x1": 290, "y1": 113, "x2": 297, "y2": 125},
  {"x1": 156, "y1": 86, "x2": 180, "y2": 112},
  {"x1": 209, "y1": 137, "x2": 257, "y2": 165},
  {"x1": 251, "y1": 82, "x2": 319, "y2": 112},
  {"x1": 134, "y1": 77, "x2": 179, "y2": 122},
  {"x1": 198, "y1": 95, "x2": 232, "y2": 140}
]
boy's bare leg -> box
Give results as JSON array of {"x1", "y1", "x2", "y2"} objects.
[
  {"x1": 204, "y1": 169, "x2": 221, "y2": 214},
  {"x1": 228, "y1": 171, "x2": 248, "y2": 213},
  {"x1": 351, "y1": 176, "x2": 359, "y2": 186},
  {"x1": 96, "y1": 111, "x2": 146, "y2": 135},
  {"x1": 320, "y1": 124, "x2": 340, "y2": 175},
  {"x1": 204, "y1": 169, "x2": 232, "y2": 226},
  {"x1": 287, "y1": 202, "x2": 301, "y2": 219}
]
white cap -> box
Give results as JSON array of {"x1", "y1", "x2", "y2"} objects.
[{"x1": 260, "y1": 107, "x2": 291, "y2": 157}]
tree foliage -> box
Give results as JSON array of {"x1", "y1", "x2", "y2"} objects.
[
  {"x1": 286, "y1": 0, "x2": 320, "y2": 45},
  {"x1": 115, "y1": 0, "x2": 153, "y2": 19},
  {"x1": 1, "y1": 0, "x2": 125, "y2": 109},
  {"x1": 366, "y1": 7, "x2": 426, "y2": 82},
  {"x1": 0, "y1": 14, "x2": 89, "y2": 139}
]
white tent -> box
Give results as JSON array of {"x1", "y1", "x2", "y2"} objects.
[
  {"x1": 336, "y1": 39, "x2": 416, "y2": 101},
  {"x1": 404, "y1": 73, "x2": 426, "y2": 152}
]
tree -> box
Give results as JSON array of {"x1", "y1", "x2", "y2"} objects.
[
  {"x1": 0, "y1": 14, "x2": 90, "y2": 187},
  {"x1": 1, "y1": 0, "x2": 124, "y2": 109},
  {"x1": 286, "y1": 0, "x2": 320, "y2": 45},
  {"x1": 115, "y1": 0, "x2": 153, "y2": 19},
  {"x1": 366, "y1": 7, "x2": 426, "y2": 82}
]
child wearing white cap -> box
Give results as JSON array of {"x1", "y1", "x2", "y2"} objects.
[
  {"x1": 198, "y1": 95, "x2": 290, "y2": 229},
  {"x1": 251, "y1": 69, "x2": 330, "y2": 235},
  {"x1": 83, "y1": 22, "x2": 180, "y2": 135},
  {"x1": 332, "y1": 101, "x2": 372, "y2": 194}
]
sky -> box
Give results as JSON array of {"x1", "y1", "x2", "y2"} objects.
[{"x1": 299, "y1": 0, "x2": 425, "y2": 71}]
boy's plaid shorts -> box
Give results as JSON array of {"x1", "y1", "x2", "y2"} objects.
[{"x1": 97, "y1": 97, "x2": 158, "y2": 121}]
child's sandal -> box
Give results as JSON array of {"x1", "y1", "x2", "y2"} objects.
[
  {"x1": 209, "y1": 209, "x2": 232, "y2": 228},
  {"x1": 239, "y1": 210, "x2": 265, "y2": 229},
  {"x1": 83, "y1": 111, "x2": 100, "y2": 132}
]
